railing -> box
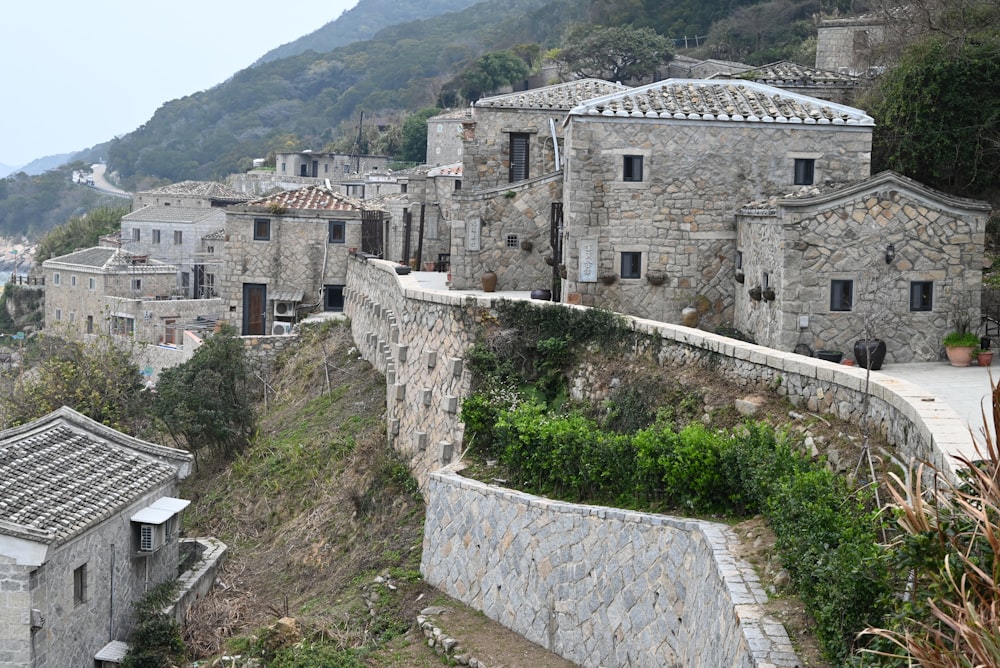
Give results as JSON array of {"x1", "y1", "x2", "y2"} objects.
[{"x1": 7, "y1": 275, "x2": 43, "y2": 286}]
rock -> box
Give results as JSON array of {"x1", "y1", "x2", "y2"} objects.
[
  {"x1": 773, "y1": 568, "x2": 791, "y2": 590},
  {"x1": 735, "y1": 395, "x2": 766, "y2": 416}
]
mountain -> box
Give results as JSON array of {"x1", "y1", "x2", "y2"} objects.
[
  {"x1": 254, "y1": 0, "x2": 484, "y2": 65},
  {"x1": 0, "y1": 164, "x2": 20, "y2": 179},
  {"x1": 6, "y1": 153, "x2": 75, "y2": 177},
  {"x1": 107, "y1": 0, "x2": 576, "y2": 185}
]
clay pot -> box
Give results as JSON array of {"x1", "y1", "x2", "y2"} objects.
[{"x1": 481, "y1": 270, "x2": 497, "y2": 292}]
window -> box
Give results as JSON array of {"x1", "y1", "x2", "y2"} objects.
[
  {"x1": 132, "y1": 228, "x2": 141, "y2": 242},
  {"x1": 401, "y1": 183, "x2": 408, "y2": 194},
  {"x1": 206, "y1": 245, "x2": 215, "y2": 254},
  {"x1": 830, "y1": 279, "x2": 854, "y2": 311},
  {"x1": 253, "y1": 218, "x2": 271, "y2": 241},
  {"x1": 509, "y1": 133, "x2": 530, "y2": 182},
  {"x1": 324, "y1": 163, "x2": 329, "y2": 173},
  {"x1": 505, "y1": 234, "x2": 519, "y2": 249},
  {"x1": 164, "y1": 319, "x2": 177, "y2": 345},
  {"x1": 152, "y1": 229, "x2": 161, "y2": 244},
  {"x1": 735, "y1": 250, "x2": 743, "y2": 270},
  {"x1": 131, "y1": 278, "x2": 142, "y2": 292},
  {"x1": 69, "y1": 311, "x2": 75, "y2": 323},
  {"x1": 174, "y1": 230, "x2": 183, "y2": 245},
  {"x1": 70, "y1": 275, "x2": 77, "y2": 287},
  {"x1": 910, "y1": 281, "x2": 933, "y2": 311},
  {"x1": 53, "y1": 272, "x2": 60, "y2": 286},
  {"x1": 324, "y1": 284, "x2": 345, "y2": 312},
  {"x1": 280, "y1": 162, "x2": 286, "y2": 173},
  {"x1": 454, "y1": 180, "x2": 462, "y2": 191},
  {"x1": 86, "y1": 315, "x2": 93, "y2": 334},
  {"x1": 73, "y1": 564, "x2": 87, "y2": 605},
  {"x1": 54, "y1": 308, "x2": 62, "y2": 321},
  {"x1": 88, "y1": 277, "x2": 96, "y2": 290},
  {"x1": 204, "y1": 273, "x2": 216, "y2": 298},
  {"x1": 111, "y1": 316, "x2": 134, "y2": 336},
  {"x1": 623, "y1": 155, "x2": 644, "y2": 182},
  {"x1": 328, "y1": 220, "x2": 345, "y2": 244},
  {"x1": 794, "y1": 158, "x2": 815, "y2": 185},
  {"x1": 621, "y1": 252, "x2": 642, "y2": 279}
]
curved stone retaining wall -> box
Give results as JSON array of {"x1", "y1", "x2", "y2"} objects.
[
  {"x1": 345, "y1": 258, "x2": 972, "y2": 668},
  {"x1": 422, "y1": 472, "x2": 800, "y2": 668}
]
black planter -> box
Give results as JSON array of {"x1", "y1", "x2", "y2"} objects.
[
  {"x1": 854, "y1": 339, "x2": 886, "y2": 370},
  {"x1": 530, "y1": 289, "x2": 552, "y2": 301},
  {"x1": 816, "y1": 350, "x2": 843, "y2": 363}
]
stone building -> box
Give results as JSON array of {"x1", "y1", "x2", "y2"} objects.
[
  {"x1": 450, "y1": 79, "x2": 629, "y2": 292},
  {"x1": 815, "y1": 14, "x2": 887, "y2": 77},
  {"x1": 717, "y1": 60, "x2": 863, "y2": 105},
  {"x1": 558, "y1": 79, "x2": 874, "y2": 327},
  {"x1": 219, "y1": 185, "x2": 385, "y2": 335},
  {"x1": 425, "y1": 108, "x2": 470, "y2": 166},
  {"x1": 0, "y1": 406, "x2": 192, "y2": 668},
  {"x1": 42, "y1": 247, "x2": 179, "y2": 337},
  {"x1": 274, "y1": 151, "x2": 390, "y2": 180},
  {"x1": 736, "y1": 171, "x2": 990, "y2": 363},
  {"x1": 122, "y1": 181, "x2": 249, "y2": 300}
]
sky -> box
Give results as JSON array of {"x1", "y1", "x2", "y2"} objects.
[{"x1": 0, "y1": 0, "x2": 359, "y2": 169}]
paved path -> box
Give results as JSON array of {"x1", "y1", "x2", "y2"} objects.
[{"x1": 876, "y1": 361, "x2": 996, "y2": 443}]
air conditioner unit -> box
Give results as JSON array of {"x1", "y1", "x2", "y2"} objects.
[
  {"x1": 272, "y1": 322, "x2": 293, "y2": 336},
  {"x1": 138, "y1": 523, "x2": 166, "y2": 553},
  {"x1": 273, "y1": 300, "x2": 296, "y2": 317}
]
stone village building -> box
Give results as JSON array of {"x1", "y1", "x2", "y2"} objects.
[
  {"x1": 218, "y1": 185, "x2": 386, "y2": 335},
  {"x1": 121, "y1": 180, "x2": 249, "y2": 300},
  {"x1": 446, "y1": 76, "x2": 988, "y2": 363},
  {"x1": 0, "y1": 406, "x2": 193, "y2": 668}
]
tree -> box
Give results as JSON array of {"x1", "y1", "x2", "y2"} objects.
[
  {"x1": 399, "y1": 107, "x2": 443, "y2": 164},
  {"x1": 34, "y1": 205, "x2": 129, "y2": 263},
  {"x1": 552, "y1": 24, "x2": 674, "y2": 84},
  {"x1": 865, "y1": 33, "x2": 1000, "y2": 198},
  {"x1": 459, "y1": 51, "x2": 530, "y2": 102},
  {"x1": 5, "y1": 335, "x2": 151, "y2": 433},
  {"x1": 151, "y1": 325, "x2": 255, "y2": 461}
]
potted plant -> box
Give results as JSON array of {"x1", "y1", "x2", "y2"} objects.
[
  {"x1": 975, "y1": 347, "x2": 994, "y2": 367},
  {"x1": 854, "y1": 338, "x2": 887, "y2": 371},
  {"x1": 943, "y1": 331, "x2": 979, "y2": 367}
]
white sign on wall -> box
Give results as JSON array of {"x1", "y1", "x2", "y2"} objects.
[
  {"x1": 578, "y1": 237, "x2": 598, "y2": 282},
  {"x1": 466, "y1": 218, "x2": 481, "y2": 252}
]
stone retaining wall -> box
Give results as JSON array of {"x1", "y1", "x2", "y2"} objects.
[
  {"x1": 422, "y1": 472, "x2": 801, "y2": 668},
  {"x1": 345, "y1": 257, "x2": 972, "y2": 668}
]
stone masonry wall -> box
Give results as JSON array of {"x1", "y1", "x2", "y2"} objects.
[
  {"x1": 561, "y1": 116, "x2": 872, "y2": 329},
  {"x1": 345, "y1": 258, "x2": 972, "y2": 667},
  {"x1": 422, "y1": 473, "x2": 801, "y2": 668},
  {"x1": 0, "y1": 555, "x2": 31, "y2": 668}
]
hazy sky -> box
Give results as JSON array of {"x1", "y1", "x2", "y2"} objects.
[{"x1": 0, "y1": 0, "x2": 359, "y2": 168}]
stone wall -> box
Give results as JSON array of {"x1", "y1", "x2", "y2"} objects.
[
  {"x1": 346, "y1": 257, "x2": 477, "y2": 482},
  {"x1": 345, "y1": 258, "x2": 973, "y2": 668},
  {"x1": 450, "y1": 174, "x2": 562, "y2": 291},
  {"x1": 0, "y1": 555, "x2": 31, "y2": 668},
  {"x1": 816, "y1": 18, "x2": 885, "y2": 76},
  {"x1": 460, "y1": 107, "x2": 563, "y2": 192},
  {"x1": 561, "y1": 116, "x2": 873, "y2": 329},
  {"x1": 422, "y1": 473, "x2": 801, "y2": 668}
]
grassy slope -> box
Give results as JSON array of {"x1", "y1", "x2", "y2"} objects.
[{"x1": 179, "y1": 320, "x2": 433, "y2": 661}]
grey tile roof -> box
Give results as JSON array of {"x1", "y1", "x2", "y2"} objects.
[
  {"x1": 123, "y1": 206, "x2": 227, "y2": 225},
  {"x1": 568, "y1": 79, "x2": 874, "y2": 125},
  {"x1": 721, "y1": 60, "x2": 860, "y2": 86},
  {"x1": 428, "y1": 108, "x2": 473, "y2": 121},
  {"x1": 0, "y1": 407, "x2": 190, "y2": 546},
  {"x1": 137, "y1": 180, "x2": 249, "y2": 203},
  {"x1": 476, "y1": 79, "x2": 630, "y2": 111},
  {"x1": 43, "y1": 247, "x2": 177, "y2": 273},
  {"x1": 243, "y1": 185, "x2": 377, "y2": 212}
]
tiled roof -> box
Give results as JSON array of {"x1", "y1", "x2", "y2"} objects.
[
  {"x1": 476, "y1": 79, "x2": 630, "y2": 111},
  {"x1": 43, "y1": 247, "x2": 177, "y2": 273},
  {"x1": 123, "y1": 206, "x2": 227, "y2": 225},
  {"x1": 427, "y1": 162, "x2": 462, "y2": 177},
  {"x1": 0, "y1": 407, "x2": 190, "y2": 546},
  {"x1": 428, "y1": 108, "x2": 472, "y2": 121},
  {"x1": 138, "y1": 180, "x2": 249, "y2": 203},
  {"x1": 244, "y1": 185, "x2": 373, "y2": 212},
  {"x1": 569, "y1": 79, "x2": 874, "y2": 125},
  {"x1": 721, "y1": 61, "x2": 859, "y2": 86},
  {"x1": 203, "y1": 228, "x2": 227, "y2": 240}
]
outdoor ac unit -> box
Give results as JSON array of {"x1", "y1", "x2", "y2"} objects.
[
  {"x1": 272, "y1": 322, "x2": 293, "y2": 336},
  {"x1": 273, "y1": 300, "x2": 296, "y2": 317},
  {"x1": 138, "y1": 523, "x2": 166, "y2": 553}
]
